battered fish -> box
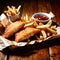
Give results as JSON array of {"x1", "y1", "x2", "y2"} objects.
[
  {"x1": 15, "y1": 27, "x2": 40, "y2": 42},
  {"x1": 3, "y1": 21, "x2": 25, "y2": 38}
]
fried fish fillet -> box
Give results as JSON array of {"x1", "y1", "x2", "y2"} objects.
[
  {"x1": 3, "y1": 21, "x2": 25, "y2": 38},
  {"x1": 15, "y1": 27, "x2": 40, "y2": 42}
]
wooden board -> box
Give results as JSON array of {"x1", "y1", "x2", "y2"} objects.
[
  {"x1": 0, "y1": 52, "x2": 6, "y2": 60},
  {"x1": 0, "y1": 0, "x2": 60, "y2": 60}
]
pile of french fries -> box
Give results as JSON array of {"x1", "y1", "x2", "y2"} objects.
[
  {"x1": 4, "y1": 5, "x2": 21, "y2": 15},
  {"x1": 21, "y1": 17, "x2": 57, "y2": 40}
]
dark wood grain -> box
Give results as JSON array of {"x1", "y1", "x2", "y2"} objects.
[
  {"x1": 50, "y1": 55, "x2": 60, "y2": 60},
  {"x1": 49, "y1": 46, "x2": 60, "y2": 56},
  {"x1": 50, "y1": 0, "x2": 60, "y2": 24},
  {"x1": 33, "y1": 49, "x2": 49, "y2": 60},
  {"x1": 0, "y1": 0, "x2": 60, "y2": 60},
  {"x1": 0, "y1": 52, "x2": 6, "y2": 60}
]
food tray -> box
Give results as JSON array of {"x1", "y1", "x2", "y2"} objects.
[
  {"x1": 0, "y1": 20, "x2": 60, "y2": 51},
  {"x1": 0, "y1": 11, "x2": 60, "y2": 51}
]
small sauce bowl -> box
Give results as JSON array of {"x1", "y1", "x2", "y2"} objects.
[{"x1": 32, "y1": 12, "x2": 54, "y2": 22}]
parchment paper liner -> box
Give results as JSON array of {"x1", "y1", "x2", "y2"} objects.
[
  {"x1": 0, "y1": 13, "x2": 60, "y2": 51},
  {"x1": 0, "y1": 27, "x2": 60, "y2": 51}
]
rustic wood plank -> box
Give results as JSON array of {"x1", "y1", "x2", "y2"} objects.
[
  {"x1": 22, "y1": 0, "x2": 38, "y2": 17},
  {"x1": 49, "y1": 46, "x2": 60, "y2": 56},
  {"x1": 32, "y1": 53, "x2": 37, "y2": 60},
  {"x1": 9, "y1": 55, "x2": 29, "y2": 60},
  {"x1": 0, "y1": 0, "x2": 60, "y2": 60},
  {"x1": 38, "y1": 0, "x2": 47, "y2": 12},
  {"x1": 50, "y1": 55, "x2": 60, "y2": 60},
  {"x1": 0, "y1": 52, "x2": 7, "y2": 60},
  {"x1": 50, "y1": 0, "x2": 60, "y2": 24},
  {"x1": 32, "y1": 49, "x2": 49, "y2": 60}
]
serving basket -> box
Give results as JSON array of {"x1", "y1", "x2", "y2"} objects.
[{"x1": 0, "y1": 13, "x2": 60, "y2": 51}]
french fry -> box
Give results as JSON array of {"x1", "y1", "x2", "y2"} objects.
[
  {"x1": 46, "y1": 28, "x2": 57, "y2": 34},
  {"x1": 41, "y1": 30, "x2": 47, "y2": 39},
  {"x1": 40, "y1": 35, "x2": 44, "y2": 40},
  {"x1": 7, "y1": 6, "x2": 11, "y2": 10},
  {"x1": 12, "y1": 6, "x2": 16, "y2": 13},
  {"x1": 12, "y1": 6, "x2": 16, "y2": 10},
  {"x1": 17, "y1": 5, "x2": 21, "y2": 13},
  {"x1": 33, "y1": 21, "x2": 38, "y2": 27},
  {"x1": 4, "y1": 10, "x2": 7, "y2": 13},
  {"x1": 39, "y1": 22, "x2": 44, "y2": 26},
  {"x1": 29, "y1": 18, "x2": 33, "y2": 22},
  {"x1": 21, "y1": 17, "x2": 25, "y2": 22},
  {"x1": 36, "y1": 20, "x2": 52, "y2": 29},
  {"x1": 47, "y1": 32, "x2": 51, "y2": 37},
  {"x1": 4, "y1": 11, "x2": 10, "y2": 15},
  {"x1": 24, "y1": 22, "x2": 34, "y2": 27},
  {"x1": 51, "y1": 25, "x2": 56, "y2": 30},
  {"x1": 0, "y1": 22, "x2": 3, "y2": 28},
  {"x1": 7, "y1": 6, "x2": 16, "y2": 14},
  {"x1": 52, "y1": 34, "x2": 56, "y2": 36},
  {"x1": 35, "y1": 35, "x2": 40, "y2": 40}
]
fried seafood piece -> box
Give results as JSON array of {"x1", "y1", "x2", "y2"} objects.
[
  {"x1": 15, "y1": 27, "x2": 40, "y2": 42},
  {"x1": 3, "y1": 21, "x2": 25, "y2": 38}
]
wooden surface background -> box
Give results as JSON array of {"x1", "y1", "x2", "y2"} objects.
[{"x1": 0, "y1": 0, "x2": 60, "y2": 60}]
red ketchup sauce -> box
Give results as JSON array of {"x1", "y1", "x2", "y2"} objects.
[{"x1": 34, "y1": 14, "x2": 49, "y2": 20}]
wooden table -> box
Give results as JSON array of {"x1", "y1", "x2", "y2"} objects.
[{"x1": 0, "y1": 0, "x2": 60, "y2": 60}]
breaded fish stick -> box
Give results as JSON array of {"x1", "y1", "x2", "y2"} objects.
[
  {"x1": 15, "y1": 27, "x2": 40, "y2": 42},
  {"x1": 3, "y1": 21, "x2": 25, "y2": 38}
]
